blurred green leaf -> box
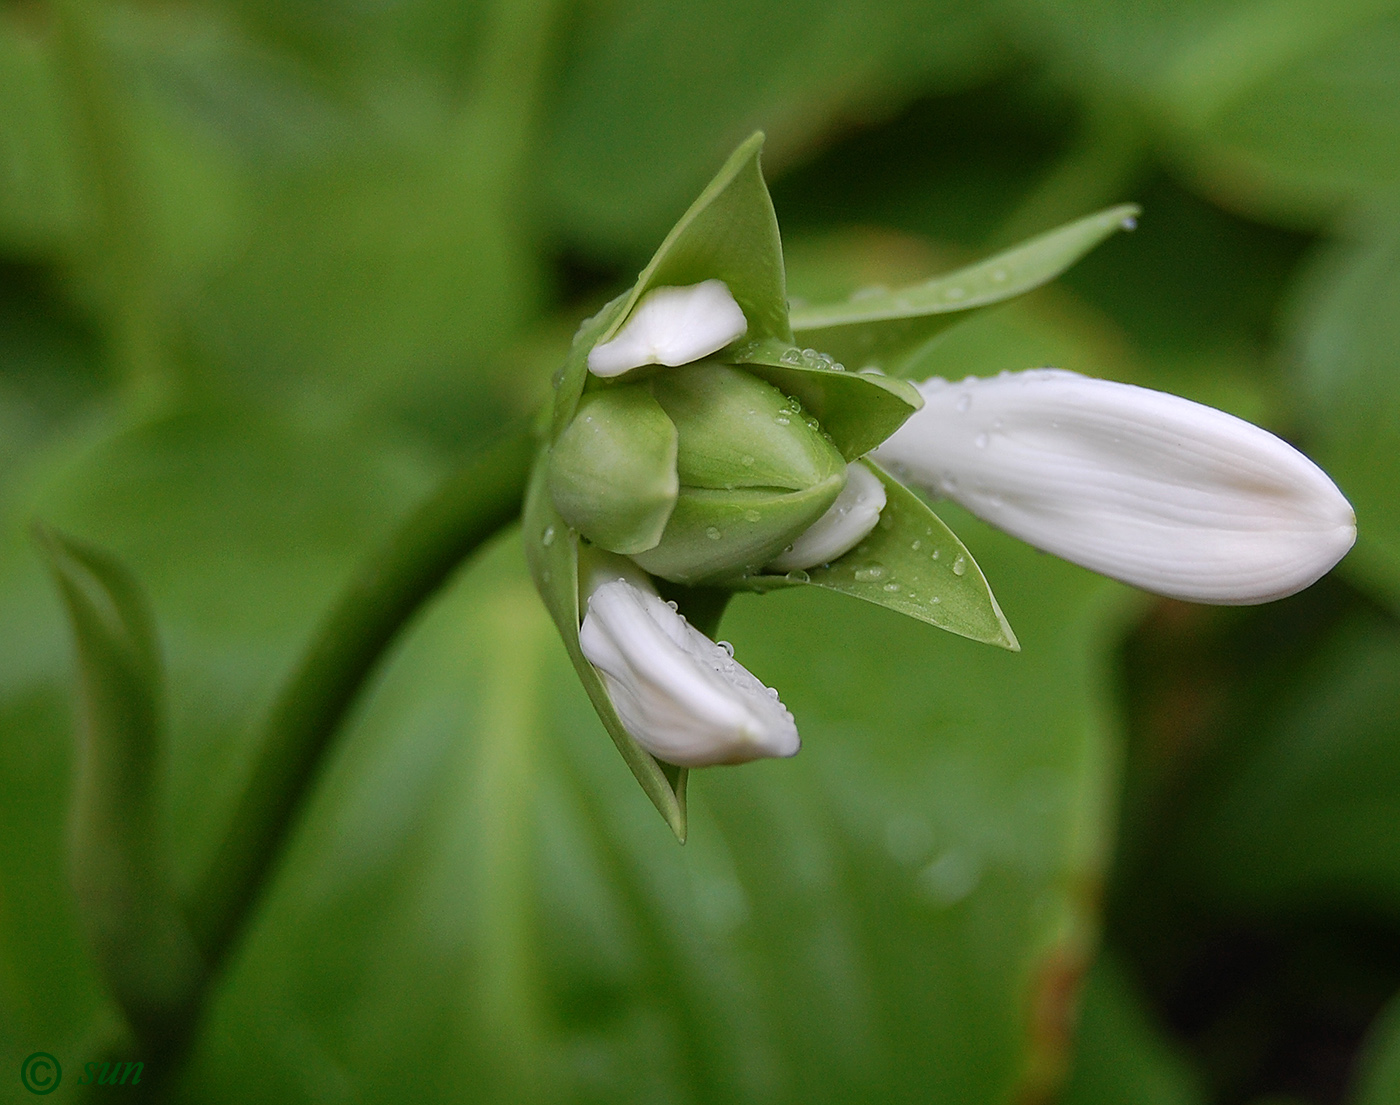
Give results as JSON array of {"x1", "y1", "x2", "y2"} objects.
[
  {"x1": 542, "y1": 0, "x2": 1006, "y2": 258},
  {"x1": 1058, "y1": 953, "x2": 1204, "y2": 1105},
  {"x1": 1354, "y1": 988, "x2": 1400, "y2": 1105},
  {"x1": 0, "y1": 12, "x2": 85, "y2": 254},
  {"x1": 1288, "y1": 224, "x2": 1400, "y2": 611},
  {"x1": 750, "y1": 461, "x2": 1020, "y2": 651},
  {"x1": 34, "y1": 525, "x2": 203, "y2": 1044},
  {"x1": 173, "y1": 507, "x2": 1129, "y2": 1103},
  {"x1": 1159, "y1": 607, "x2": 1400, "y2": 917},
  {"x1": 789, "y1": 204, "x2": 1140, "y2": 375}
]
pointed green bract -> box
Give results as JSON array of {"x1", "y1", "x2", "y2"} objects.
[
  {"x1": 727, "y1": 337, "x2": 924, "y2": 459},
  {"x1": 34, "y1": 525, "x2": 204, "y2": 1043},
  {"x1": 549, "y1": 387, "x2": 679, "y2": 555},
  {"x1": 522, "y1": 453, "x2": 689, "y2": 841},
  {"x1": 596, "y1": 131, "x2": 792, "y2": 350},
  {"x1": 746, "y1": 461, "x2": 1019, "y2": 650},
  {"x1": 789, "y1": 204, "x2": 1141, "y2": 376}
]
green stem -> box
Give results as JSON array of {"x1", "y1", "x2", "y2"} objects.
[{"x1": 187, "y1": 423, "x2": 537, "y2": 969}]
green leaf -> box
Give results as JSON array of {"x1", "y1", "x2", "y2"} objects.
[
  {"x1": 522, "y1": 449, "x2": 689, "y2": 841},
  {"x1": 745, "y1": 460, "x2": 1018, "y2": 650},
  {"x1": 596, "y1": 131, "x2": 792, "y2": 350},
  {"x1": 548, "y1": 386, "x2": 679, "y2": 555},
  {"x1": 788, "y1": 204, "x2": 1140, "y2": 375},
  {"x1": 1355, "y1": 988, "x2": 1400, "y2": 1105},
  {"x1": 1060, "y1": 953, "x2": 1204, "y2": 1105},
  {"x1": 728, "y1": 337, "x2": 924, "y2": 459},
  {"x1": 33, "y1": 525, "x2": 203, "y2": 1044},
  {"x1": 1289, "y1": 223, "x2": 1400, "y2": 612},
  {"x1": 177, "y1": 517, "x2": 1130, "y2": 1104}
]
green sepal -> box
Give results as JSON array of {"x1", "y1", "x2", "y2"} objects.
[
  {"x1": 522, "y1": 450, "x2": 689, "y2": 842},
  {"x1": 549, "y1": 386, "x2": 679, "y2": 555},
  {"x1": 595, "y1": 131, "x2": 791, "y2": 352},
  {"x1": 550, "y1": 133, "x2": 790, "y2": 445},
  {"x1": 725, "y1": 337, "x2": 924, "y2": 459},
  {"x1": 33, "y1": 524, "x2": 205, "y2": 1042},
  {"x1": 788, "y1": 204, "x2": 1141, "y2": 376},
  {"x1": 743, "y1": 461, "x2": 1019, "y2": 651}
]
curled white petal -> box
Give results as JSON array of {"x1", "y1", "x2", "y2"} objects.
[
  {"x1": 873, "y1": 369, "x2": 1356, "y2": 604},
  {"x1": 587, "y1": 280, "x2": 748, "y2": 377},
  {"x1": 578, "y1": 576, "x2": 799, "y2": 766},
  {"x1": 768, "y1": 462, "x2": 887, "y2": 571}
]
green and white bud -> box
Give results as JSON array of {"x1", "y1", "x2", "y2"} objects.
[{"x1": 632, "y1": 362, "x2": 848, "y2": 585}]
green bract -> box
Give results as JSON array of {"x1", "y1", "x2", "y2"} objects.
[{"x1": 527, "y1": 132, "x2": 1134, "y2": 837}]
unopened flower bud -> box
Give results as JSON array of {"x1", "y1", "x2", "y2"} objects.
[
  {"x1": 587, "y1": 280, "x2": 748, "y2": 377},
  {"x1": 578, "y1": 568, "x2": 800, "y2": 766},
  {"x1": 874, "y1": 369, "x2": 1356, "y2": 604},
  {"x1": 549, "y1": 387, "x2": 679, "y2": 555},
  {"x1": 631, "y1": 362, "x2": 848, "y2": 584}
]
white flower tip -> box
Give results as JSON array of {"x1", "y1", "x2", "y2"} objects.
[
  {"x1": 587, "y1": 280, "x2": 748, "y2": 377},
  {"x1": 874, "y1": 369, "x2": 1357, "y2": 605},
  {"x1": 768, "y1": 462, "x2": 887, "y2": 571},
  {"x1": 579, "y1": 577, "x2": 799, "y2": 767}
]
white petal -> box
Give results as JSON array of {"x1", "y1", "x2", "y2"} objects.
[
  {"x1": 873, "y1": 369, "x2": 1356, "y2": 604},
  {"x1": 579, "y1": 577, "x2": 800, "y2": 766},
  {"x1": 768, "y1": 462, "x2": 887, "y2": 571},
  {"x1": 587, "y1": 280, "x2": 748, "y2": 377}
]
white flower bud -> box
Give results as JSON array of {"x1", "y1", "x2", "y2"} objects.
[
  {"x1": 768, "y1": 462, "x2": 887, "y2": 571},
  {"x1": 578, "y1": 574, "x2": 800, "y2": 767},
  {"x1": 873, "y1": 369, "x2": 1356, "y2": 604},
  {"x1": 587, "y1": 280, "x2": 748, "y2": 377}
]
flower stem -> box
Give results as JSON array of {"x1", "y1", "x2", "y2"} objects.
[{"x1": 186, "y1": 423, "x2": 537, "y2": 970}]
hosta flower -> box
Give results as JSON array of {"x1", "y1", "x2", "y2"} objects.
[
  {"x1": 524, "y1": 131, "x2": 1355, "y2": 839},
  {"x1": 873, "y1": 370, "x2": 1356, "y2": 605},
  {"x1": 578, "y1": 565, "x2": 799, "y2": 767}
]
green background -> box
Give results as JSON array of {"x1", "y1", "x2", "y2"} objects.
[{"x1": 2, "y1": 0, "x2": 1400, "y2": 1102}]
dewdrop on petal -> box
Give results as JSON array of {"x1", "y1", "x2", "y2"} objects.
[
  {"x1": 587, "y1": 280, "x2": 748, "y2": 377},
  {"x1": 873, "y1": 369, "x2": 1356, "y2": 605},
  {"x1": 578, "y1": 574, "x2": 800, "y2": 767},
  {"x1": 769, "y1": 462, "x2": 887, "y2": 571}
]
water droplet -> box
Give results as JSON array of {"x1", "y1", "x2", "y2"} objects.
[
  {"x1": 801, "y1": 348, "x2": 819, "y2": 361},
  {"x1": 831, "y1": 362, "x2": 846, "y2": 372},
  {"x1": 883, "y1": 581, "x2": 901, "y2": 593},
  {"x1": 744, "y1": 509, "x2": 761, "y2": 523},
  {"x1": 706, "y1": 527, "x2": 723, "y2": 541},
  {"x1": 911, "y1": 539, "x2": 922, "y2": 551},
  {"x1": 854, "y1": 565, "x2": 887, "y2": 582},
  {"x1": 780, "y1": 347, "x2": 803, "y2": 365},
  {"x1": 774, "y1": 414, "x2": 791, "y2": 425},
  {"x1": 932, "y1": 549, "x2": 942, "y2": 560},
  {"x1": 931, "y1": 596, "x2": 940, "y2": 604},
  {"x1": 1121, "y1": 214, "x2": 1138, "y2": 230},
  {"x1": 787, "y1": 395, "x2": 803, "y2": 412},
  {"x1": 666, "y1": 600, "x2": 679, "y2": 611},
  {"x1": 784, "y1": 568, "x2": 810, "y2": 583},
  {"x1": 952, "y1": 555, "x2": 967, "y2": 576},
  {"x1": 975, "y1": 432, "x2": 989, "y2": 449},
  {"x1": 551, "y1": 366, "x2": 564, "y2": 388},
  {"x1": 956, "y1": 394, "x2": 971, "y2": 414},
  {"x1": 541, "y1": 525, "x2": 556, "y2": 546},
  {"x1": 717, "y1": 640, "x2": 735, "y2": 657}
]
